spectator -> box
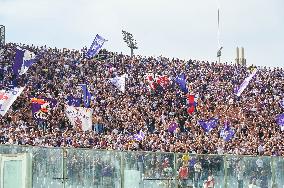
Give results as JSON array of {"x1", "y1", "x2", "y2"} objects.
[{"x1": 0, "y1": 42, "x2": 283, "y2": 157}]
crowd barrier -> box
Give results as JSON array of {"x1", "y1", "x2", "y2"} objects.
[{"x1": 0, "y1": 145, "x2": 283, "y2": 188}]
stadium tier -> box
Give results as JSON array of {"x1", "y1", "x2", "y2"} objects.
[{"x1": 0, "y1": 42, "x2": 283, "y2": 157}]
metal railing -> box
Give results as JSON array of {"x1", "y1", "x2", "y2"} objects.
[{"x1": 0, "y1": 144, "x2": 283, "y2": 188}]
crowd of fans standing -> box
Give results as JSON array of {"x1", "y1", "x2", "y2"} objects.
[{"x1": 0, "y1": 43, "x2": 283, "y2": 157}]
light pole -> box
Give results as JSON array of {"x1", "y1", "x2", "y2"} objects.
[
  {"x1": 122, "y1": 30, "x2": 138, "y2": 56},
  {"x1": 0, "y1": 25, "x2": 5, "y2": 49},
  {"x1": 217, "y1": 46, "x2": 223, "y2": 64}
]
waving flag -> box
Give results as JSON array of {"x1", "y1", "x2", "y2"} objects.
[
  {"x1": 156, "y1": 75, "x2": 170, "y2": 88},
  {"x1": 276, "y1": 114, "x2": 284, "y2": 131},
  {"x1": 176, "y1": 73, "x2": 188, "y2": 93},
  {"x1": 235, "y1": 69, "x2": 257, "y2": 96},
  {"x1": 79, "y1": 84, "x2": 91, "y2": 107},
  {"x1": 279, "y1": 100, "x2": 284, "y2": 109},
  {"x1": 187, "y1": 94, "x2": 196, "y2": 114},
  {"x1": 109, "y1": 74, "x2": 126, "y2": 93},
  {"x1": 65, "y1": 105, "x2": 93, "y2": 131},
  {"x1": 31, "y1": 98, "x2": 57, "y2": 120},
  {"x1": 13, "y1": 48, "x2": 36, "y2": 76},
  {"x1": 0, "y1": 87, "x2": 25, "y2": 116},
  {"x1": 168, "y1": 122, "x2": 178, "y2": 133},
  {"x1": 220, "y1": 122, "x2": 235, "y2": 141},
  {"x1": 198, "y1": 118, "x2": 219, "y2": 133},
  {"x1": 66, "y1": 95, "x2": 81, "y2": 107},
  {"x1": 86, "y1": 34, "x2": 107, "y2": 59},
  {"x1": 145, "y1": 73, "x2": 156, "y2": 90},
  {"x1": 133, "y1": 130, "x2": 145, "y2": 141}
]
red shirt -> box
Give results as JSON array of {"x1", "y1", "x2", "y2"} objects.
[{"x1": 179, "y1": 166, "x2": 188, "y2": 179}]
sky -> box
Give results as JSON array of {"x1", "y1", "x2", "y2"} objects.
[{"x1": 0, "y1": 0, "x2": 283, "y2": 67}]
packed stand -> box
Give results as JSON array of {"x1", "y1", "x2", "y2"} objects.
[{"x1": 0, "y1": 42, "x2": 283, "y2": 156}]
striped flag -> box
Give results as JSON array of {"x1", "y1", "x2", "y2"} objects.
[
  {"x1": 86, "y1": 34, "x2": 107, "y2": 59},
  {"x1": 235, "y1": 69, "x2": 257, "y2": 96}
]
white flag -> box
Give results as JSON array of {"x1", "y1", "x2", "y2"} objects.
[
  {"x1": 109, "y1": 74, "x2": 126, "y2": 93},
  {"x1": 235, "y1": 69, "x2": 257, "y2": 97},
  {"x1": 65, "y1": 105, "x2": 93, "y2": 131},
  {"x1": 0, "y1": 87, "x2": 25, "y2": 116}
]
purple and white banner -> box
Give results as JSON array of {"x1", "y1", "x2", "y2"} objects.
[
  {"x1": 13, "y1": 48, "x2": 36, "y2": 76},
  {"x1": 86, "y1": 34, "x2": 107, "y2": 59},
  {"x1": 235, "y1": 69, "x2": 257, "y2": 97},
  {"x1": 109, "y1": 74, "x2": 127, "y2": 93},
  {"x1": 133, "y1": 130, "x2": 145, "y2": 141},
  {"x1": 0, "y1": 87, "x2": 25, "y2": 116},
  {"x1": 65, "y1": 105, "x2": 93, "y2": 131},
  {"x1": 220, "y1": 122, "x2": 235, "y2": 141},
  {"x1": 276, "y1": 113, "x2": 284, "y2": 131}
]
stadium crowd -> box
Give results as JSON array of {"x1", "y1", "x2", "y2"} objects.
[{"x1": 0, "y1": 42, "x2": 283, "y2": 157}]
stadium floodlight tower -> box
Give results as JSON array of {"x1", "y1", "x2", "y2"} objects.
[
  {"x1": 122, "y1": 30, "x2": 138, "y2": 56},
  {"x1": 217, "y1": 46, "x2": 223, "y2": 63},
  {"x1": 0, "y1": 25, "x2": 5, "y2": 49}
]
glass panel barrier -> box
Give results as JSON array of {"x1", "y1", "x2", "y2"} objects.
[
  {"x1": 0, "y1": 145, "x2": 63, "y2": 188},
  {"x1": 273, "y1": 156, "x2": 284, "y2": 188},
  {"x1": 3, "y1": 159, "x2": 23, "y2": 188},
  {"x1": 122, "y1": 151, "x2": 143, "y2": 188},
  {"x1": 175, "y1": 153, "x2": 225, "y2": 188},
  {"x1": 65, "y1": 148, "x2": 121, "y2": 188},
  {"x1": 0, "y1": 145, "x2": 283, "y2": 188},
  {"x1": 122, "y1": 151, "x2": 177, "y2": 188},
  {"x1": 226, "y1": 155, "x2": 274, "y2": 188}
]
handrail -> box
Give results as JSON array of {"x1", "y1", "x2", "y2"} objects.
[
  {"x1": 0, "y1": 144, "x2": 283, "y2": 158},
  {"x1": 0, "y1": 144, "x2": 283, "y2": 188}
]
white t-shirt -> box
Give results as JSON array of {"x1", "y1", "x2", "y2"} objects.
[
  {"x1": 256, "y1": 158, "x2": 263, "y2": 168},
  {"x1": 194, "y1": 163, "x2": 202, "y2": 172}
]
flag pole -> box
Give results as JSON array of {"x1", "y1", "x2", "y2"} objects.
[
  {"x1": 216, "y1": 0, "x2": 222, "y2": 63},
  {"x1": 217, "y1": 8, "x2": 220, "y2": 48}
]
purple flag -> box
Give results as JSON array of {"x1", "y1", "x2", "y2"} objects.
[
  {"x1": 220, "y1": 122, "x2": 235, "y2": 141},
  {"x1": 198, "y1": 118, "x2": 219, "y2": 133},
  {"x1": 133, "y1": 130, "x2": 145, "y2": 141},
  {"x1": 235, "y1": 69, "x2": 257, "y2": 96},
  {"x1": 66, "y1": 95, "x2": 81, "y2": 107},
  {"x1": 168, "y1": 122, "x2": 178, "y2": 133},
  {"x1": 78, "y1": 84, "x2": 91, "y2": 108},
  {"x1": 276, "y1": 114, "x2": 284, "y2": 131},
  {"x1": 13, "y1": 48, "x2": 36, "y2": 76},
  {"x1": 86, "y1": 34, "x2": 107, "y2": 59},
  {"x1": 31, "y1": 98, "x2": 57, "y2": 121},
  {"x1": 176, "y1": 73, "x2": 188, "y2": 93}
]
